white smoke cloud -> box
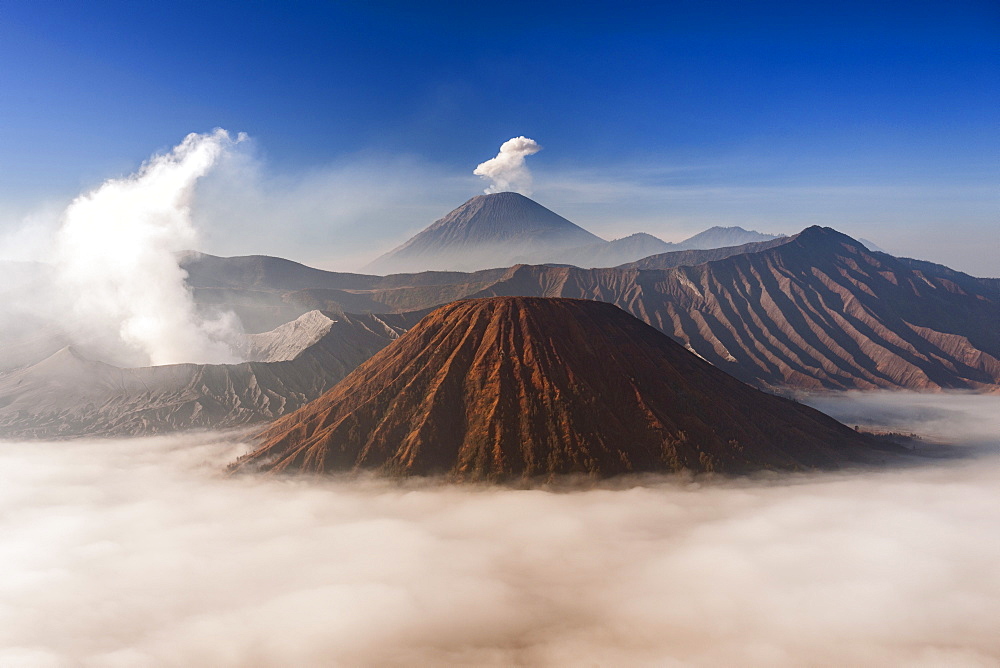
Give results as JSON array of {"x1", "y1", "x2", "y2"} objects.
[
  {"x1": 0, "y1": 130, "x2": 247, "y2": 368},
  {"x1": 52, "y1": 129, "x2": 245, "y2": 366},
  {"x1": 473, "y1": 136, "x2": 541, "y2": 196},
  {"x1": 191, "y1": 144, "x2": 473, "y2": 271},
  {"x1": 0, "y1": 393, "x2": 997, "y2": 666}
]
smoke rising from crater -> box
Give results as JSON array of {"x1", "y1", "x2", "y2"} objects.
[
  {"x1": 52, "y1": 129, "x2": 245, "y2": 366},
  {"x1": 473, "y1": 136, "x2": 541, "y2": 196},
  {"x1": 0, "y1": 130, "x2": 247, "y2": 368},
  {"x1": 0, "y1": 393, "x2": 998, "y2": 666}
]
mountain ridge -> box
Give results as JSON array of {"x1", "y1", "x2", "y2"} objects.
[{"x1": 182, "y1": 225, "x2": 1000, "y2": 392}]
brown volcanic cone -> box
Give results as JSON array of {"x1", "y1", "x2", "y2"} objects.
[{"x1": 232, "y1": 297, "x2": 882, "y2": 480}]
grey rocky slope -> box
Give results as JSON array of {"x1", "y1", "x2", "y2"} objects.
[{"x1": 0, "y1": 310, "x2": 423, "y2": 438}]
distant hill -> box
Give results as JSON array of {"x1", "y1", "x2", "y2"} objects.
[
  {"x1": 859, "y1": 238, "x2": 889, "y2": 253},
  {"x1": 519, "y1": 232, "x2": 676, "y2": 268},
  {"x1": 233, "y1": 297, "x2": 886, "y2": 480},
  {"x1": 617, "y1": 236, "x2": 792, "y2": 270},
  {"x1": 673, "y1": 226, "x2": 783, "y2": 250},
  {"x1": 180, "y1": 252, "x2": 508, "y2": 332}
]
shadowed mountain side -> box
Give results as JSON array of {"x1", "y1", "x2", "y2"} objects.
[
  {"x1": 468, "y1": 227, "x2": 1000, "y2": 391},
  {"x1": 286, "y1": 278, "x2": 503, "y2": 315},
  {"x1": 0, "y1": 311, "x2": 421, "y2": 438},
  {"x1": 233, "y1": 298, "x2": 885, "y2": 481},
  {"x1": 618, "y1": 236, "x2": 793, "y2": 270},
  {"x1": 182, "y1": 252, "x2": 509, "y2": 292}
]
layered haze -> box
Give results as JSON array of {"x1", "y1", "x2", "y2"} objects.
[
  {"x1": 1, "y1": 393, "x2": 998, "y2": 666},
  {"x1": 6, "y1": 134, "x2": 994, "y2": 277},
  {"x1": 53, "y1": 129, "x2": 244, "y2": 366}
]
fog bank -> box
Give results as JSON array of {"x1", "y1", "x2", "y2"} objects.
[
  {"x1": 1, "y1": 393, "x2": 998, "y2": 666},
  {"x1": 799, "y1": 390, "x2": 1000, "y2": 446}
]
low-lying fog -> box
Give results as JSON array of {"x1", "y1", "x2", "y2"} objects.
[{"x1": 2, "y1": 392, "x2": 998, "y2": 667}]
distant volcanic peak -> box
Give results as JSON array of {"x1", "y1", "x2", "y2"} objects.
[
  {"x1": 236, "y1": 296, "x2": 879, "y2": 481},
  {"x1": 426, "y1": 192, "x2": 601, "y2": 242},
  {"x1": 363, "y1": 192, "x2": 603, "y2": 273},
  {"x1": 30, "y1": 345, "x2": 114, "y2": 376}
]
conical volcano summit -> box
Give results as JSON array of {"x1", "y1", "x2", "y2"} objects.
[
  {"x1": 233, "y1": 297, "x2": 884, "y2": 480},
  {"x1": 364, "y1": 192, "x2": 604, "y2": 273}
]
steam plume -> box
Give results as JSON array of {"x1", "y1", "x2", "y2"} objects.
[
  {"x1": 53, "y1": 129, "x2": 244, "y2": 366},
  {"x1": 473, "y1": 136, "x2": 541, "y2": 195}
]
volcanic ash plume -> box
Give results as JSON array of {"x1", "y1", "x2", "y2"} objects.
[
  {"x1": 473, "y1": 136, "x2": 541, "y2": 196},
  {"x1": 54, "y1": 129, "x2": 244, "y2": 366}
]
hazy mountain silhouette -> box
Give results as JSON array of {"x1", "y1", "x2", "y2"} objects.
[
  {"x1": 362, "y1": 193, "x2": 784, "y2": 272},
  {"x1": 673, "y1": 226, "x2": 783, "y2": 250},
  {"x1": 363, "y1": 192, "x2": 605, "y2": 273}
]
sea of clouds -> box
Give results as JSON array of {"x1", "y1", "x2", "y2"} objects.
[{"x1": 1, "y1": 392, "x2": 998, "y2": 667}]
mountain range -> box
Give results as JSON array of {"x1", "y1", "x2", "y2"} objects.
[
  {"x1": 183, "y1": 223, "x2": 1000, "y2": 392},
  {"x1": 362, "y1": 192, "x2": 781, "y2": 273},
  {"x1": 1, "y1": 192, "x2": 996, "y2": 440}
]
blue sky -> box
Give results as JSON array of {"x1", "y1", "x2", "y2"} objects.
[{"x1": 1, "y1": 0, "x2": 998, "y2": 273}]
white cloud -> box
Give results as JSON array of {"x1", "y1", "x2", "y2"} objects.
[
  {"x1": 0, "y1": 393, "x2": 997, "y2": 666},
  {"x1": 51, "y1": 129, "x2": 244, "y2": 365},
  {"x1": 0, "y1": 130, "x2": 248, "y2": 368}
]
